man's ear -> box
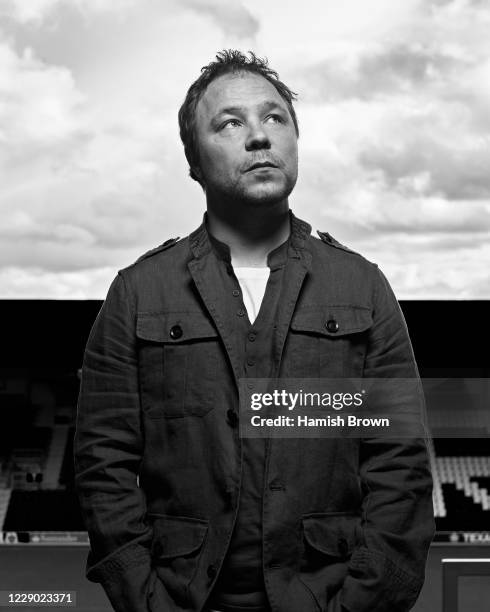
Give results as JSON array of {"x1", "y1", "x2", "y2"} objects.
[{"x1": 191, "y1": 165, "x2": 206, "y2": 189}]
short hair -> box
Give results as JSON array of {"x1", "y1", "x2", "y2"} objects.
[{"x1": 178, "y1": 49, "x2": 299, "y2": 185}]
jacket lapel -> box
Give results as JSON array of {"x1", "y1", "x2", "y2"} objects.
[
  {"x1": 187, "y1": 251, "x2": 244, "y2": 390},
  {"x1": 272, "y1": 249, "x2": 312, "y2": 378}
]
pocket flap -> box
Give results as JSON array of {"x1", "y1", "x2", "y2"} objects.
[
  {"x1": 137, "y1": 312, "x2": 218, "y2": 343},
  {"x1": 291, "y1": 306, "x2": 372, "y2": 337},
  {"x1": 302, "y1": 513, "x2": 360, "y2": 557},
  {"x1": 150, "y1": 514, "x2": 208, "y2": 559}
]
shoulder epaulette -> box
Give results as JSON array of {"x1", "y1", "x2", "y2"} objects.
[
  {"x1": 134, "y1": 237, "x2": 180, "y2": 263},
  {"x1": 316, "y1": 230, "x2": 361, "y2": 257}
]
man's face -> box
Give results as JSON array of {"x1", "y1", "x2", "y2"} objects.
[{"x1": 194, "y1": 71, "x2": 298, "y2": 206}]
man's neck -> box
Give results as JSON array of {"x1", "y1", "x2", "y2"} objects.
[{"x1": 206, "y1": 202, "x2": 291, "y2": 267}]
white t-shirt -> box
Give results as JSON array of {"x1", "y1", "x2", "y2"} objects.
[{"x1": 233, "y1": 267, "x2": 270, "y2": 324}]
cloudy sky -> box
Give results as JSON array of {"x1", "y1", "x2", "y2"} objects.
[{"x1": 0, "y1": 0, "x2": 489, "y2": 298}]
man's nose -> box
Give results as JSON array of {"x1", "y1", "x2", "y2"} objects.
[{"x1": 245, "y1": 121, "x2": 271, "y2": 151}]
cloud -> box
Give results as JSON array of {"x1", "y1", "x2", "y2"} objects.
[
  {"x1": 359, "y1": 134, "x2": 490, "y2": 202},
  {"x1": 0, "y1": 266, "x2": 116, "y2": 298},
  {"x1": 295, "y1": 44, "x2": 467, "y2": 103},
  {"x1": 290, "y1": 0, "x2": 490, "y2": 264},
  {"x1": 352, "y1": 232, "x2": 490, "y2": 299},
  {"x1": 0, "y1": 28, "x2": 201, "y2": 279},
  {"x1": 0, "y1": 0, "x2": 138, "y2": 24},
  {"x1": 0, "y1": 0, "x2": 489, "y2": 298},
  {"x1": 295, "y1": 150, "x2": 490, "y2": 237},
  {"x1": 0, "y1": 0, "x2": 60, "y2": 24},
  {"x1": 0, "y1": 42, "x2": 85, "y2": 150},
  {"x1": 181, "y1": 0, "x2": 259, "y2": 39}
]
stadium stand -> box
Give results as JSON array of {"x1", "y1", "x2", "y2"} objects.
[
  {"x1": 0, "y1": 300, "x2": 488, "y2": 544},
  {"x1": 432, "y1": 439, "x2": 490, "y2": 532},
  {"x1": 0, "y1": 366, "x2": 84, "y2": 533}
]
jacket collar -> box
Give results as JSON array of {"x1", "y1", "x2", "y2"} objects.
[{"x1": 188, "y1": 209, "x2": 312, "y2": 269}]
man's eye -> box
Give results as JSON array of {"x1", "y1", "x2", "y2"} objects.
[
  {"x1": 221, "y1": 119, "x2": 241, "y2": 129},
  {"x1": 266, "y1": 114, "x2": 284, "y2": 124}
]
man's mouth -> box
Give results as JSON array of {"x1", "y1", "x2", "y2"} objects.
[{"x1": 246, "y1": 161, "x2": 278, "y2": 171}]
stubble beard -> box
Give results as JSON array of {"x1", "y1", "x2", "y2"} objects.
[{"x1": 222, "y1": 172, "x2": 297, "y2": 209}]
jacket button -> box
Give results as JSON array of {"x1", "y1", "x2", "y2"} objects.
[
  {"x1": 226, "y1": 409, "x2": 239, "y2": 427},
  {"x1": 169, "y1": 325, "x2": 183, "y2": 339},
  {"x1": 207, "y1": 563, "x2": 218, "y2": 579},
  {"x1": 338, "y1": 537, "x2": 349, "y2": 557},
  {"x1": 326, "y1": 319, "x2": 339, "y2": 333}
]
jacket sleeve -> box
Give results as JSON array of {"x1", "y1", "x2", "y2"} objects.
[
  {"x1": 339, "y1": 266, "x2": 435, "y2": 612},
  {"x1": 73, "y1": 272, "x2": 156, "y2": 612}
]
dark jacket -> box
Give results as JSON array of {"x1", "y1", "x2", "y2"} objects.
[{"x1": 74, "y1": 213, "x2": 435, "y2": 612}]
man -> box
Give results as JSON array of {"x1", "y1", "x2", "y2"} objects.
[{"x1": 74, "y1": 50, "x2": 435, "y2": 612}]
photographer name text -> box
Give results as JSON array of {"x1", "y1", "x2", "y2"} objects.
[{"x1": 250, "y1": 414, "x2": 390, "y2": 428}]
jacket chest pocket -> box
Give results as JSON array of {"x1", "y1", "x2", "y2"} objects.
[
  {"x1": 137, "y1": 311, "x2": 219, "y2": 418},
  {"x1": 287, "y1": 305, "x2": 373, "y2": 378}
]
